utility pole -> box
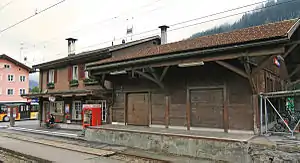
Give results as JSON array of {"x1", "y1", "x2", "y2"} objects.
[{"x1": 9, "y1": 107, "x2": 15, "y2": 127}]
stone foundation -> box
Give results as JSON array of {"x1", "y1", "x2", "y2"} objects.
[{"x1": 85, "y1": 128, "x2": 300, "y2": 163}]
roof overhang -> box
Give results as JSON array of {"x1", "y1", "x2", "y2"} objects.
[
  {"x1": 33, "y1": 49, "x2": 110, "y2": 70},
  {"x1": 86, "y1": 37, "x2": 289, "y2": 74},
  {"x1": 21, "y1": 89, "x2": 112, "y2": 98}
]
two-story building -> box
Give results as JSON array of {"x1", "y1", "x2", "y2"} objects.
[
  {"x1": 0, "y1": 54, "x2": 31, "y2": 121},
  {"x1": 26, "y1": 36, "x2": 161, "y2": 125}
]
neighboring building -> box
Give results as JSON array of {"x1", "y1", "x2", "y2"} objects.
[
  {"x1": 86, "y1": 19, "x2": 300, "y2": 134},
  {"x1": 25, "y1": 36, "x2": 161, "y2": 125},
  {"x1": 0, "y1": 54, "x2": 31, "y2": 104}
]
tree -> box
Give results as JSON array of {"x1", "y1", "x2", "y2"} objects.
[{"x1": 30, "y1": 86, "x2": 40, "y2": 93}]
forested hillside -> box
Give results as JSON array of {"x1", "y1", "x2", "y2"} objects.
[{"x1": 191, "y1": 0, "x2": 300, "y2": 38}]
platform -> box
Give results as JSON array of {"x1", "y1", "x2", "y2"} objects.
[{"x1": 85, "y1": 124, "x2": 255, "y2": 162}]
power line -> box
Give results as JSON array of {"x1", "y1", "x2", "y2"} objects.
[
  {"x1": 169, "y1": 0, "x2": 299, "y2": 32},
  {"x1": 31, "y1": 0, "x2": 164, "y2": 47},
  {"x1": 0, "y1": 0, "x2": 66, "y2": 34},
  {"x1": 79, "y1": 0, "x2": 298, "y2": 51}
]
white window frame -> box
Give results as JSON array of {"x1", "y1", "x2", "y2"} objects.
[
  {"x1": 86, "y1": 100, "x2": 107, "y2": 122},
  {"x1": 72, "y1": 101, "x2": 82, "y2": 120},
  {"x1": 84, "y1": 65, "x2": 89, "y2": 79},
  {"x1": 19, "y1": 88, "x2": 26, "y2": 95},
  {"x1": 7, "y1": 88, "x2": 14, "y2": 95},
  {"x1": 72, "y1": 65, "x2": 78, "y2": 80},
  {"x1": 20, "y1": 75, "x2": 26, "y2": 82},
  {"x1": 48, "y1": 69, "x2": 55, "y2": 83},
  {"x1": 7, "y1": 74, "x2": 14, "y2": 82}
]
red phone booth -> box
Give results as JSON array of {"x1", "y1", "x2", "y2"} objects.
[{"x1": 82, "y1": 104, "x2": 102, "y2": 128}]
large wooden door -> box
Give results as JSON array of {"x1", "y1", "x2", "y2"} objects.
[
  {"x1": 190, "y1": 88, "x2": 224, "y2": 129},
  {"x1": 127, "y1": 93, "x2": 149, "y2": 126}
]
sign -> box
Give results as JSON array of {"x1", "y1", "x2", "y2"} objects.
[
  {"x1": 82, "y1": 104, "x2": 101, "y2": 109},
  {"x1": 49, "y1": 96, "x2": 55, "y2": 102}
]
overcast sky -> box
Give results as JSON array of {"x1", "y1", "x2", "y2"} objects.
[{"x1": 0, "y1": 0, "x2": 262, "y2": 81}]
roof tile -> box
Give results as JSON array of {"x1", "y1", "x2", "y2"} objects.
[{"x1": 92, "y1": 19, "x2": 297, "y2": 65}]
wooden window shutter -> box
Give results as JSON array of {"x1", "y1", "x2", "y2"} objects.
[
  {"x1": 68, "y1": 66, "x2": 72, "y2": 81},
  {"x1": 46, "y1": 71, "x2": 49, "y2": 83},
  {"x1": 54, "y1": 70, "x2": 57, "y2": 83},
  {"x1": 79, "y1": 64, "x2": 85, "y2": 79}
]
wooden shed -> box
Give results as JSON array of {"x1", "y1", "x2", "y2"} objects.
[{"x1": 86, "y1": 19, "x2": 300, "y2": 133}]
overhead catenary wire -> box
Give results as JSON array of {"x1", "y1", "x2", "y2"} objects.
[
  {"x1": 0, "y1": 0, "x2": 66, "y2": 34},
  {"x1": 79, "y1": 0, "x2": 299, "y2": 51}
]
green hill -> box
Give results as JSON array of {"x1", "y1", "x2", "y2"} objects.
[{"x1": 191, "y1": 0, "x2": 300, "y2": 38}]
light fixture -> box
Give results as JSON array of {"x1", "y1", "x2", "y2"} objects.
[
  {"x1": 109, "y1": 70, "x2": 127, "y2": 75},
  {"x1": 178, "y1": 61, "x2": 204, "y2": 67}
]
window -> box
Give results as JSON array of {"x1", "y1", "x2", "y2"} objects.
[
  {"x1": 72, "y1": 65, "x2": 78, "y2": 80},
  {"x1": 20, "y1": 76, "x2": 26, "y2": 82},
  {"x1": 8, "y1": 74, "x2": 14, "y2": 81},
  {"x1": 4, "y1": 64, "x2": 10, "y2": 69},
  {"x1": 7, "y1": 89, "x2": 14, "y2": 95},
  {"x1": 85, "y1": 65, "x2": 89, "y2": 78},
  {"x1": 48, "y1": 69, "x2": 54, "y2": 83},
  {"x1": 72, "y1": 101, "x2": 82, "y2": 120},
  {"x1": 19, "y1": 89, "x2": 26, "y2": 95}
]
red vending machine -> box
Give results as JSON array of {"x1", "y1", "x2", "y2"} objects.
[{"x1": 82, "y1": 104, "x2": 102, "y2": 128}]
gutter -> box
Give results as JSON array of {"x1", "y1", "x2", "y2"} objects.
[{"x1": 87, "y1": 37, "x2": 289, "y2": 71}]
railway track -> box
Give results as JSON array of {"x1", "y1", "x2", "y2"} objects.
[
  {"x1": 0, "y1": 147, "x2": 51, "y2": 163},
  {"x1": 0, "y1": 130, "x2": 171, "y2": 163}
]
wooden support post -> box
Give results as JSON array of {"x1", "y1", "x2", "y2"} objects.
[
  {"x1": 223, "y1": 84, "x2": 229, "y2": 133},
  {"x1": 124, "y1": 93, "x2": 127, "y2": 125},
  {"x1": 243, "y1": 57, "x2": 257, "y2": 93},
  {"x1": 186, "y1": 89, "x2": 191, "y2": 130},
  {"x1": 252, "y1": 95, "x2": 260, "y2": 134},
  {"x1": 148, "y1": 92, "x2": 152, "y2": 126},
  {"x1": 289, "y1": 65, "x2": 300, "y2": 78},
  {"x1": 165, "y1": 96, "x2": 170, "y2": 128},
  {"x1": 283, "y1": 44, "x2": 298, "y2": 58}
]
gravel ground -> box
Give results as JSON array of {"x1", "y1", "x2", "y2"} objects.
[
  {"x1": 0, "y1": 149, "x2": 39, "y2": 163},
  {"x1": 109, "y1": 154, "x2": 167, "y2": 163}
]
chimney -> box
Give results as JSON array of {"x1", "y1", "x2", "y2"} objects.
[
  {"x1": 66, "y1": 38, "x2": 77, "y2": 56},
  {"x1": 158, "y1": 25, "x2": 169, "y2": 44}
]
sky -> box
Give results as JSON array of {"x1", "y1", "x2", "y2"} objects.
[{"x1": 0, "y1": 0, "x2": 263, "y2": 81}]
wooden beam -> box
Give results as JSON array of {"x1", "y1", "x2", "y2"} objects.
[
  {"x1": 289, "y1": 65, "x2": 300, "y2": 78},
  {"x1": 160, "y1": 66, "x2": 169, "y2": 82},
  {"x1": 283, "y1": 44, "x2": 298, "y2": 58},
  {"x1": 251, "y1": 56, "x2": 273, "y2": 75},
  {"x1": 135, "y1": 70, "x2": 164, "y2": 89},
  {"x1": 215, "y1": 61, "x2": 248, "y2": 79},
  {"x1": 149, "y1": 67, "x2": 160, "y2": 81}
]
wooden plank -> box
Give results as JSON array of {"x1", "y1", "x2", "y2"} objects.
[
  {"x1": 165, "y1": 96, "x2": 170, "y2": 128},
  {"x1": 215, "y1": 61, "x2": 248, "y2": 79},
  {"x1": 148, "y1": 92, "x2": 152, "y2": 126},
  {"x1": 223, "y1": 84, "x2": 228, "y2": 133},
  {"x1": 124, "y1": 93, "x2": 127, "y2": 125},
  {"x1": 186, "y1": 89, "x2": 191, "y2": 130}
]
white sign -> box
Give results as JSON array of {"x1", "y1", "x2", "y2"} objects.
[
  {"x1": 83, "y1": 104, "x2": 101, "y2": 109},
  {"x1": 49, "y1": 96, "x2": 55, "y2": 102}
]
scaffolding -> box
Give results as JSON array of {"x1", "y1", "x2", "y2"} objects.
[{"x1": 260, "y1": 89, "x2": 300, "y2": 138}]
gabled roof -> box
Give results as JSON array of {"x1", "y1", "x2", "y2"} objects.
[
  {"x1": 0, "y1": 54, "x2": 32, "y2": 71},
  {"x1": 88, "y1": 18, "x2": 300, "y2": 67},
  {"x1": 33, "y1": 36, "x2": 161, "y2": 69}
]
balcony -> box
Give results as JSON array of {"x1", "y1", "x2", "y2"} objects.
[
  {"x1": 69, "y1": 79, "x2": 79, "y2": 87},
  {"x1": 83, "y1": 78, "x2": 98, "y2": 86},
  {"x1": 47, "y1": 82, "x2": 55, "y2": 89}
]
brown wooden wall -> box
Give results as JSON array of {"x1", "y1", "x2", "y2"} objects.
[{"x1": 110, "y1": 62, "x2": 255, "y2": 131}]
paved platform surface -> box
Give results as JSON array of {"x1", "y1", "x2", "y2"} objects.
[{"x1": 0, "y1": 136, "x2": 123, "y2": 163}]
